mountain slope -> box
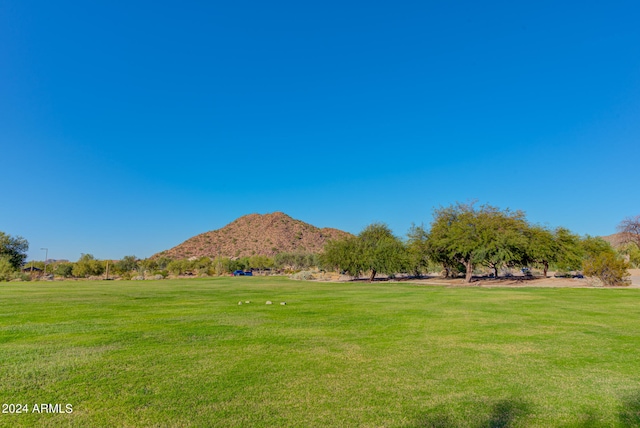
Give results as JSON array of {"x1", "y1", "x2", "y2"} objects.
[
  {"x1": 155, "y1": 212, "x2": 352, "y2": 259},
  {"x1": 600, "y1": 232, "x2": 634, "y2": 248}
]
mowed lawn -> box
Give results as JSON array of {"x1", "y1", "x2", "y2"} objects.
[{"x1": 1, "y1": 277, "x2": 640, "y2": 427}]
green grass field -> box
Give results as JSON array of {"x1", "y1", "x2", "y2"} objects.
[{"x1": 1, "y1": 277, "x2": 640, "y2": 427}]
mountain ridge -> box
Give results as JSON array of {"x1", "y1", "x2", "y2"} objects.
[
  {"x1": 600, "y1": 232, "x2": 634, "y2": 248},
  {"x1": 154, "y1": 212, "x2": 352, "y2": 259}
]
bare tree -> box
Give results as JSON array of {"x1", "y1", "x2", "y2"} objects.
[{"x1": 618, "y1": 215, "x2": 640, "y2": 248}]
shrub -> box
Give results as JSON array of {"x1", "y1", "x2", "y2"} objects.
[
  {"x1": 154, "y1": 270, "x2": 169, "y2": 278},
  {"x1": 275, "y1": 252, "x2": 319, "y2": 271},
  {"x1": 583, "y1": 253, "x2": 630, "y2": 286},
  {"x1": 290, "y1": 271, "x2": 315, "y2": 281},
  {"x1": 114, "y1": 256, "x2": 138, "y2": 274},
  {"x1": 13, "y1": 272, "x2": 31, "y2": 281},
  {"x1": 212, "y1": 257, "x2": 233, "y2": 275},
  {"x1": 54, "y1": 263, "x2": 74, "y2": 278},
  {"x1": 72, "y1": 254, "x2": 105, "y2": 278},
  {"x1": 0, "y1": 256, "x2": 16, "y2": 281},
  {"x1": 167, "y1": 259, "x2": 190, "y2": 275},
  {"x1": 618, "y1": 243, "x2": 640, "y2": 268}
]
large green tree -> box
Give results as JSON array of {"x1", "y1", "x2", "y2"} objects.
[
  {"x1": 0, "y1": 232, "x2": 29, "y2": 270},
  {"x1": 358, "y1": 223, "x2": 407, "y2": 281},
  {"x1": 476, "y1": 207, "x2": 529, "y2": 278},
  {"x1": 524, "y1": 226, "x2": 556, "y2": 277},
  {"x1": 321, "y1": 223, "x2": 407, "y2": 281},
  {"x1": 580, "y1": 236, "x2": 616, "y2": 260},
  {"x1": 524, "y1": 226, "x2": 582, "y2": 277},
  {"x1": 406, "y1": 224, "x2": 430, "y2": 277},
  {"x1": 552, "y1": 227, "x2": 584, "y2": 271},
  {"x1": 321, "y1": 236, "x2": 364, "y2": 278},
  {"x1": 427, "y1": 203, "x2": 530, "y2": 283}
]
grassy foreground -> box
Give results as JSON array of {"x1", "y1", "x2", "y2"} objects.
[{"x1": 1, "y1": 277, "x2": 640, "y2": 427}]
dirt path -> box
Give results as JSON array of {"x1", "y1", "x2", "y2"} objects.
[
  {"x1": 405, "y1": 269, "x2": 640, "y2": 288},
  {"x1": 321, "y1": 269, "x2": 640, "y2": 288}
]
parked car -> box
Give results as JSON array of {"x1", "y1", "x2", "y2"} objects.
[{"x1": 232, "y1": 270, "x2": 253, "y2": 276}]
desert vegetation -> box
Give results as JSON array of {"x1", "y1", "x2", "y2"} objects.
[
  {"x1": 7, "y1": 250, "x2": 323, "y2": 281},
  {"x1": 2, "y1": 205, "x2": 638, "y2": 286},
  {"x1": 321, "y1": 203, "x2": 634, "y2": 286},
  {"x1": 2, "y1": 211, "x2": 639, "y2": 426}
]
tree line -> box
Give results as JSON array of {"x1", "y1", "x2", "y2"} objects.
[
  {"x1": 320, "y1": 203, "x2": 638, "y2": 286},
  {"x1": 1, "y1": 206, "x2": 639, "y2": 285},
  {"x1": 0, "y1": 245, "x2": 320, "y2": 281}
]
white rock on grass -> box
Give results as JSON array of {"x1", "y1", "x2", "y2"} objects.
[{"x1": 266, "y1": 301, "x2": 272, "y2": 305}]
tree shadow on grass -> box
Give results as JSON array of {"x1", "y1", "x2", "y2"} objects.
[
  {"x1": 412, "y1": 398, "x2": 529, "y2": 428},
  {"x1": 619, "y1": 390, "x2": 640, "y2": 427},
  {"x1": 487, "y1": 399, "x2": 529, "y2": 428},
  {"x1": 411, "y1": 389, "x2": 640, "y2": 428},
  {"x1": 566, "y1": 409, "x2": 608, "y2": 428},
  {"x1": 563, "y1": 390, "x2": 640, "y2": 427}
]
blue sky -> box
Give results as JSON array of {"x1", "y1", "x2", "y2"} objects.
[{"x1": 1, "y1": 0, "x2": 639, "y2": 261}]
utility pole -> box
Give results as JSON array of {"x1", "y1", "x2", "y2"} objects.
[{"x1": 41, "y1": 248, "x2": 48, "y2": 276}]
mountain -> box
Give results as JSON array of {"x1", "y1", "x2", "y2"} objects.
[
  {"x1": 154, "y1": 212, "x2": 352, "y2": 259},
  {"x1": 600, "y1": 232, "x2": 633, "y2": 248}
]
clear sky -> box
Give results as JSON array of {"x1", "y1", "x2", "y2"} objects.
[{"x1": 1, "y1": 0, "x2": 639, "y2": 261}]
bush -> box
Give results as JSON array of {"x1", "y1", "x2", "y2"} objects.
[
  {"x1": 114, "y1": 256, "x2": 138, "y2": 274},
  {"x1": 618, "y1": 243, "x2": 640, "y2": 268},
  {"x1": 290, "y1": 271, "x2": 315, "y2": 281},
  {"x1": 72, "y1": 254, "x2": 105, "y2": 278},
  {"x1": 275, "y1": 252, "x2": 319, "y2": 271},
  {"x1": 0, "y1": 256, "x2": 16, "y2": 281},
  {"x1": 11, "y1": 271, "x2": 30, "y2": 282},
  {"x1": 54, "y1": 263, "x2": 74, "y2": 278},
  {"x1": 583, "y1": 253, "x2": 630, "y2": 286},
  {"x1": 154, "y1": 270, "x2": 169, "y2": 278},
  {"x1": 167, "y1": 259, "x2": 190, "y2": 276}
]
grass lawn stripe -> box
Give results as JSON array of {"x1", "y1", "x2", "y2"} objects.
[{"x1": 1, "y1": 277, "x2": 639, "y2": 426}]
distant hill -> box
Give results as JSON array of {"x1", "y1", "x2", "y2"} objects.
[
  {"x1": 600, "y1": 232, "x2": 633, "y2": 248},
  {"x1": 154, "y1": 212, "x2": 352, "y2": 259}
]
